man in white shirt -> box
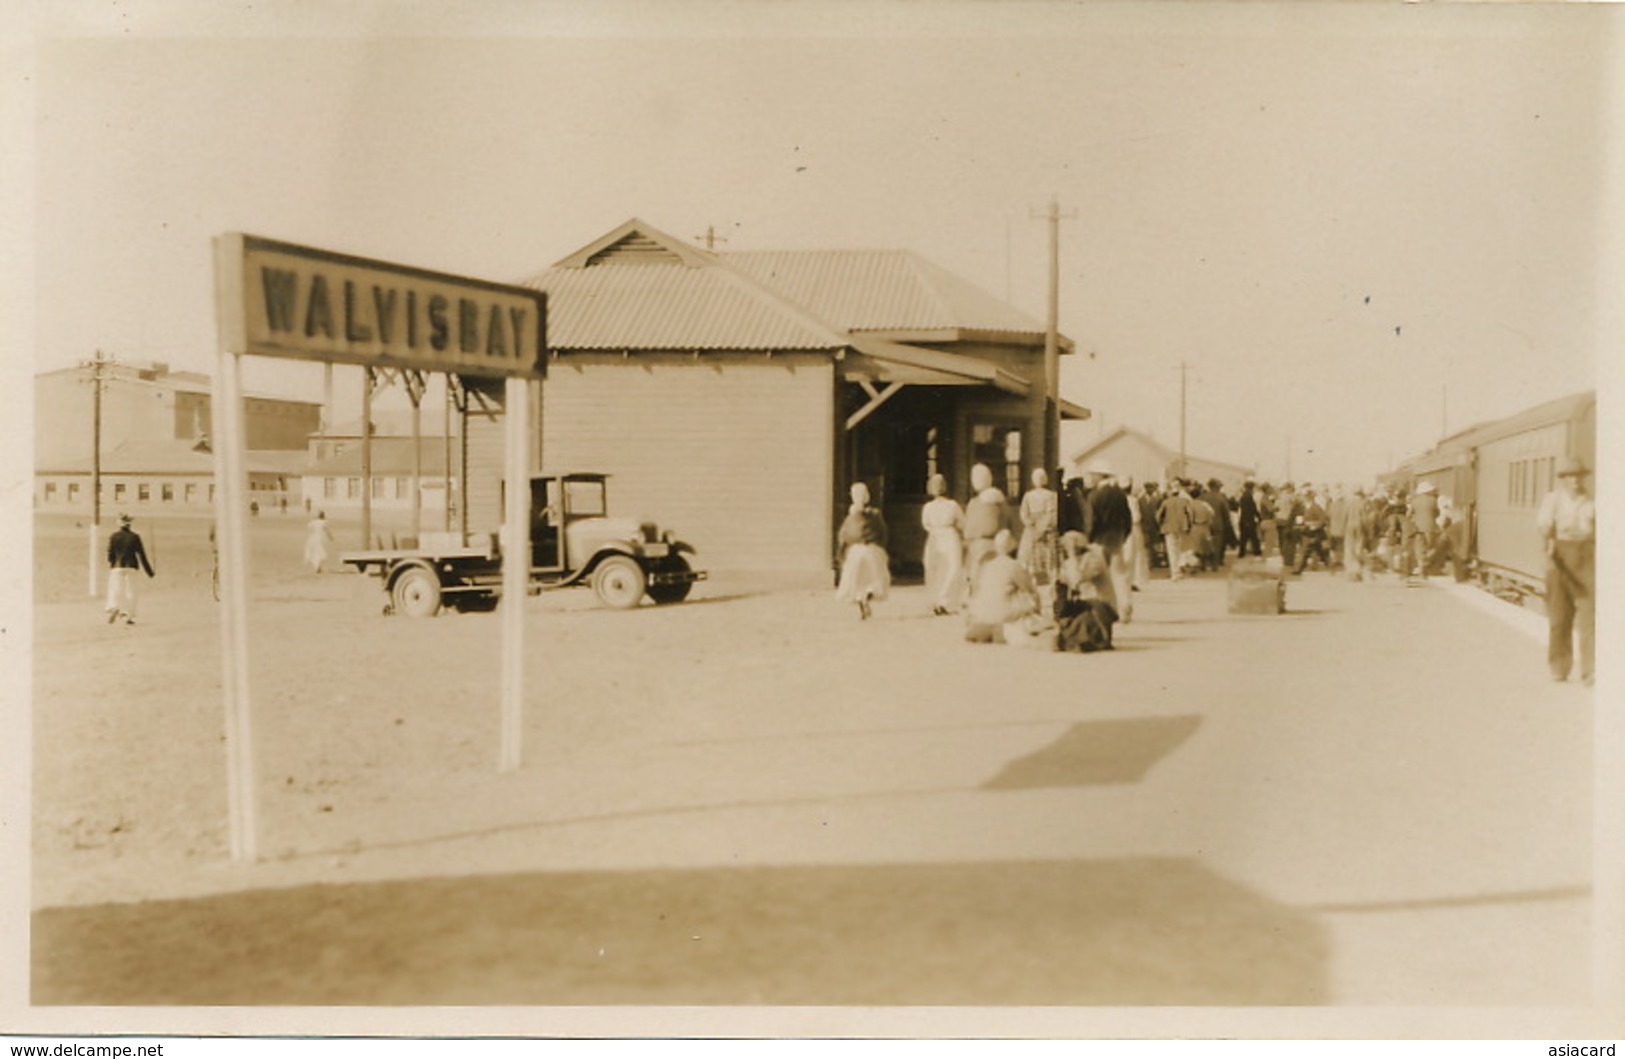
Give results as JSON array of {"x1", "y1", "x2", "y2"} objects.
[{"x1": 1535, "y1": 455, "x2": 1595, "y2": 686}]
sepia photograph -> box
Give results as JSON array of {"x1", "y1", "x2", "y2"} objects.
[{"x1": 3, "y1": 0, "x2": 1622, "y2": 1045}]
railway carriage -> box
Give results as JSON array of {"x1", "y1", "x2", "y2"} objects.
[{"x1": 1386, "y1": 390, "x2": 1595, "y2": 601}]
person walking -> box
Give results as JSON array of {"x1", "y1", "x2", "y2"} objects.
[
  {"x1": 835, "y1": 481, "x2": 890, "y2": 620},
  {"x1": 305, "y1": 510, "x2": 335, "y2": 573},
  {"x1": 1123, "y1": 477, "x2": 1151, "y2": 591},
  {"x1": 1157, "y1": 482, "x2": 1195, "y2": 581},
  {"x1": 1237, "y1": 481, "x2": 1263, "y2": 558},
  {"x1": 1084, "y1": 462, "x2": 1135, "y2": 622},
  {"x1": 1406, "y1": 481, "x2": 1440, "y2": 583},
  {"x1": 105, "y1": 513, "x2": 155, "y2": 625},
  {"x1": 920, "y1": 473, "x2": 965, "y2": 616},
  {"x1": 1536, "y1": 456, "x2": 1594, "y2": 686}
]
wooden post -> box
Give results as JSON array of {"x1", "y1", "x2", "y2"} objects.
[
  {"x1": 499, "y1": 375, "x2": 529, "y2": 771},
  {"x1": 361, "y1": 366, "x2": 373, "y2": 548},
  {"x1": 210, "y1": 346, "x2": 258, "y2": 862}
]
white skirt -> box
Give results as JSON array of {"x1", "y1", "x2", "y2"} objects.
[{"x1": 836, "y1": 543, "x2": 891, "y2": 603}]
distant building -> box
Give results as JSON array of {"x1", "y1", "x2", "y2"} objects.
[
  {"x1": 1067, "y1": 426, "x2": 1254, "y2": 490},
  {"x1": 300, "y1": 411, "x2": 456, "y2": 517},
  {"x1": 33, "y1": 360, "x2": 321, "y2": 517}
]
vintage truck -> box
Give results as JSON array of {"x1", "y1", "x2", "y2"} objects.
[{"x1": 340, "y1": 472, "x2": 706, "y2": 616}]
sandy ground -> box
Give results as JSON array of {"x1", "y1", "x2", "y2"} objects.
[{"x1": 22, "y1": 514, "x2": 1610, "y2": 1029}]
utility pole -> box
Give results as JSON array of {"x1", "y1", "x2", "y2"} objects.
[
  {"x1": 1177, "y1": 360, "x2": 1189, "y2": 480},
  {"x1": 84, "y1": 350, "x2": 111, "y2": 596},
  {"x1": 1031, "y1": 195, "x2": 1075, "y2": 476}
]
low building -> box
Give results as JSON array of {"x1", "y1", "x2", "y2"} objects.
[
  {"x1": 34, "y1": 360, "x2": 321, "y2": 517},
  {"x1": 1067, "y1": 426, "x2": 1254, "y2": 491}
]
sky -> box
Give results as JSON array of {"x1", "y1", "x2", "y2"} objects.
[{"x1": 7, "y1": 0, "x2": 1620, "y2": 485}]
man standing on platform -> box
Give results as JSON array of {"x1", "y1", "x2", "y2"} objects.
[
  {"x1": 1536, "y1": 456, "x2": 1594, "y2": 686},
  {"x1": 1084, "y1": 461, "x2": 1135, "y2": 622}
]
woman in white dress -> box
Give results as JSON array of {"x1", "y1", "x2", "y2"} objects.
[
  {"x1": 920, "y1": 474, "x2": 965, "y2": 616},
  {"x1": 304, "y1": 510, "x2": 334, "y2": 573},
  {"x1": 835, "y1": 482, "x2": 890, "y2": 619}
]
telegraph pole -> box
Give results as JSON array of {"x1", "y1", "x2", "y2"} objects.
[
  {"x1": 1177, "y1": 360, "x2": 1189, "y2": 480},
  {"x1": 694, "y1": 225, "x2": 729, "y2": 252},
  {"x1": 1031, "y1": 196, "x2": 1075, "y2": 475},
  {"x1": 85, "y1": 350, "x2": 110, "y2": 596}
]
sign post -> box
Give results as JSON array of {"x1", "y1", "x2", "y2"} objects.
[{"x1": 212, "y1": 232, "x2": 545, "y2": 860}]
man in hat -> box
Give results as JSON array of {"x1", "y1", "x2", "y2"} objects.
[
  {"x1": 1083, "y1": 461, "x2": 1134, "y2": 621},
  {"x1": 1406, "y1": 480, "x2": 1441, "y2": 582},
  {"x1": 105, "y1": 513, "x2": 155, "y2": 625},
  {"x1": 1537, "y1": 455, "x2": 1595, "y2": 685}
]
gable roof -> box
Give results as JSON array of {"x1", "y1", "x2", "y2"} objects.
[
  {"x1": 521, "y1": 217, "x2": 1075, "y2": 356},
  {"x1": 521, "y1": 219, "x2": 852, "y2": 352},
  {"x1": 1068, "y1": 426, "x2": 1252, "y2": 478}
]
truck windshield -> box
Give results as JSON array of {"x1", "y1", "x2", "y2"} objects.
[{"x1": 564, "y1": 480, "x2": 606, "y2": 517}]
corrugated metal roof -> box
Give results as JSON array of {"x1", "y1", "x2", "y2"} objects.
[
  {"x1": 521, "y1": 261, "x2": 849, "y2": 351},
  {"x1": 724, "y1": 249, "x2": 1049, "y2": 336}
]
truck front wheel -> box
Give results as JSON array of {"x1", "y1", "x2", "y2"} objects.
[
  {"x1": 591, "y1": 555, "x2": 646, "y2": 609},
  {"x1": 646, "y1": 555, "x2": 694, "y2": 604},
  {"x1": 390, "y1": 566, "x2": 443, "y2": 618}
]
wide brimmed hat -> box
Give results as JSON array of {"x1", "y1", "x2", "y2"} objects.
[
  {"x1": 1557, "y1": 455, "x2": 1590, "y2": 478},
  {"x1": 118, "y1": 513, "x2": 133, "y2": 524}
]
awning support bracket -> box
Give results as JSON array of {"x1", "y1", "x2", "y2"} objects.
[{"x1": 845, "y1": 380, "x2": 904, "y2": 431}]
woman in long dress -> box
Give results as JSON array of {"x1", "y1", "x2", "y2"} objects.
[
  {"x1": 962, "y1": 462, "x2": 1012, "y2": 586},
  {"x1": 835, "y1": 482, "x2": 890, "y2": 619},
  {"x1": 304, "y1": 510, "x2": 334, "y2": 573},
  {"x1": 920, "y1": 473, "x2": 965, "y2": 616},
  {"x1": 1017, "y1": 467, "x2": 1058, "y2": 604}
]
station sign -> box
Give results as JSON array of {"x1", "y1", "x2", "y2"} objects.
[{"x1": 215, "y1": 232, "x2": 545, "y2": 378}]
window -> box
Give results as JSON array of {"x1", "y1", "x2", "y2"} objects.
[
  {"x1": 162, "y1": 483, "x2": 174, "y2": 502},
  {"x1": 396, "y1": 477, "x2": 409, "y2": 499},
  {"x1": 184, "y1": 483, "x2": 196, "y2": 503},
  {"x1": 563, "y1": 479, "x2": 606, "y2": 517},
  {"x1": 324, "y1": 477, "x2": 337, "y2": 499},
  {"x1": 347, "y1": 477, "x2": 361, "y2": 499},
  {"x1": 372, "y1": 476, "x2": 386, "y2": 499},
  {"x1": 67, "y1": 482, "x2": 80, "y2": 501},
  {"x1": 971, "y1": 423, "x2": 1024, "y2": 498},
  {"x1": 889, "y1": 423, "x2": 943, "y2": 499},
  {"x1": 113, "y1": 483, "x2": 127, "y2": 501},
  {"x1": 137, "y1": 483, "x2": 151, "y2": 501},
  {"x1": 44, "y1": 482, "x2": 57, "y2": 500}
]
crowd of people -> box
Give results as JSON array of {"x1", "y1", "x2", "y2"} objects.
[{"x1": 833, "y1": 461, "x2": 1494, "y2": 655}]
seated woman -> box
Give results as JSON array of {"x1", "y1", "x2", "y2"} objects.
[
  {"x1": 1054, "y1": 530, "x2": 1118, "y2": 653},
  {"x1": 964, "y1": 529, "x2": 1041, "y2": 644}
]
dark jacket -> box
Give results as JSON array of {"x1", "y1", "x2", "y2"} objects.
[
  {"x1": 1087, "y1": 484, "x2": 1134, "y2": 549},
  {"x1": 107, "y1": 527, "x2": 155, "y2": 576}
]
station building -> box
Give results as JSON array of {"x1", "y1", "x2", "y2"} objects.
[{"x1": 475, "y1": 217, "x2": 1088, "y2": 580}]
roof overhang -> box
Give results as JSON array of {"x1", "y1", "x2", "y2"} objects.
[
  {"x1": 856, "y1": 328, "x2": 1076, "y2": 354},
  {"x1": 843, "y1": 336, "x2": 1032, "y2": 397},
  {"x1": 1060, "y1": 398, "x2": 1091, "y2": 422}
]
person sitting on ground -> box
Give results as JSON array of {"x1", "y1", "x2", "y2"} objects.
[
  {"x1": 1054, "y1": 530, "x2": 1118, "y2": 653},
  {"x1": 964, "y1": 529, "x2": 1040, "y2": 644}
]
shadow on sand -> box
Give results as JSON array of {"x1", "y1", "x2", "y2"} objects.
[{"x1": 34, "y1": 856, "x2": 1328, "y2": 1006}]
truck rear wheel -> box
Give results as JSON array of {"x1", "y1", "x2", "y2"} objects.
[
  {"x1": 646, "y1": 555, "x2": 694, "y2": 604},
  {"x1": 391, "y1": 566, "x2": 442, "y2": 618},
  {"x1": 591, "y1": 555, "x2": 645, "y2": 609}
]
